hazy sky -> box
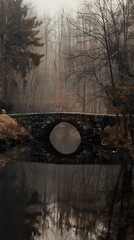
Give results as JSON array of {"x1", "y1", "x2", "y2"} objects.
[{"x1": 31, "y1": 0, "x2": 80, "y2": 15}]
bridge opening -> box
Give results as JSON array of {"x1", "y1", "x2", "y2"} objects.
[{"x1": 49, "y1": 122, "x2": 81, "y2": 154}]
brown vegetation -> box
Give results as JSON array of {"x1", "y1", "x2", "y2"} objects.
[
  {"x1": 103, "y1": 124, "x2": 134, "y2": 151},
  {"x1": 0, "y1": 114, "x2": 32, "y2": 151}
]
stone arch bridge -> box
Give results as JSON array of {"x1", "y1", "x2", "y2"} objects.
[
  {"x1": 11, "y1": 112, "x2": 118, "y2": 144},
  {"x1": 10, "y1": 112, "x2": 134, "y2": 163}
]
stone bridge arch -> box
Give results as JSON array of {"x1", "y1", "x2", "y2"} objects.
[
  {"x1": 11, "y1": 112, "x2": 119, "y2": 154},
  {"x1": 11, "y1": 112, "x2": 111, "y2": 140},
  {"x1": 9, "y1": 112, "x2": 134, "y2": 162}
]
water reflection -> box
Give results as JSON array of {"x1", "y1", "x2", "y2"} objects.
[
  {"x1": 0, "y1": 153, "x2": 133, "y2": 239},
  {"x1": 49, "y1": 122, "x2": 81, "y2": 154}
]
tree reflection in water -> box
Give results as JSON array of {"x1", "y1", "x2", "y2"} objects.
[
  {"x1": 0, "y1": 164, "x2": 47, "y2": 240},
  {"x1": 0, "y1": 150, "x2": 133, "y2": 240}
]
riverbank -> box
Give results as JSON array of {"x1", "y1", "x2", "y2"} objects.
[
  {"x1": 103, "y1": 124, "x2": 134, "y2": 151},
  {"x1": 0, "y1": 114, "x2": 32, "y2": 152}
]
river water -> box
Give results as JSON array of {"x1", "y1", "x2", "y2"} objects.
[{"x1": 0, "y1": 124, "x2": 134, "y2": 240}]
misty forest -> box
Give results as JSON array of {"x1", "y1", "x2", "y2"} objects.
[
  {"x1": 0, "y1": 0, "x2": 134, "y2": 240},
  {"x1": 0, "y1": 0, "x2": 133, "y2": 114}
]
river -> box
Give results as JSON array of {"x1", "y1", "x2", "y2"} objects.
[{"x1": 0, "y1": 123, "x2": 133, "y2": 240}]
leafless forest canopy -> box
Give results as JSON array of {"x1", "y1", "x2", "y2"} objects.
[{"x1": 0, "y1": 0, "x2": 134, "y2": 114}]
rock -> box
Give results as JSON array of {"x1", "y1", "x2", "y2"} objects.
[{"x1": 1, "y1": 109, "x2": 6, "y2": 114}]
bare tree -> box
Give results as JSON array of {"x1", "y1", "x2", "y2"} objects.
[{"x1": 65, "y1": 0, "x2": 134, "y2": 115}]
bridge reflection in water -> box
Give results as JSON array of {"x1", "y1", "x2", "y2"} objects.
[{"x1": 0, "y1": 158, "x2": 133, "y2": 240}]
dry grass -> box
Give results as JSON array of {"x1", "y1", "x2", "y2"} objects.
[
  {"x1": 103, "y1": 125, "x2": 134, "y2": 151},
  {"x1": 0, "y1": 114, "x2": 32, "y2": 142}
]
